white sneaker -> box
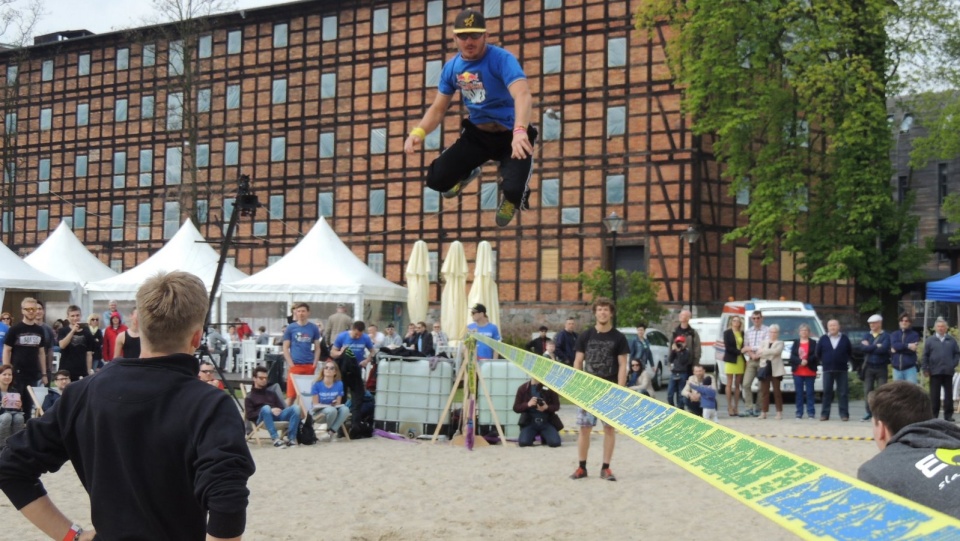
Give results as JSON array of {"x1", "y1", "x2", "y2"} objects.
[
  {"x1": 272, "y1": 438, "x2": 286, "y2": 448},
  {"x1": 318, "y1": 432, "x2": 332, "y2": 442}
]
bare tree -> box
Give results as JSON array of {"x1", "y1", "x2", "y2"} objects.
[{"x1": 1, "y1": 0, "x2": 44, "y2": 244}]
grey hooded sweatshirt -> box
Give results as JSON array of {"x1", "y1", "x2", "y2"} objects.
[{"x1": 858, "y1": 419, "x2": 960, "y2": 519}]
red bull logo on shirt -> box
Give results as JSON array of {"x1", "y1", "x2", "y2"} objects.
[{"x1": 456, "y1": 71, "x2": 485, "y2": 104}]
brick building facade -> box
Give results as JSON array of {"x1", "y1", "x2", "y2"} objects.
[{"x1": 0, "y1": 0, "x2": 853, "y2": 331}]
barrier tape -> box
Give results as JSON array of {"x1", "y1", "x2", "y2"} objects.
[{"x1": 476, "y1": 335, "x2": 960, "y2": 540}]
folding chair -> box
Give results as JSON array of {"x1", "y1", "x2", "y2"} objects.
[
  {"x1": 27, "y1": 386, "x2": 49, "y2": 417},
  {"x1": 240, "y1": 339, "x2": 258, "y2": 379},
  {"x1": 292, "y1": 374, "x2": 350, "y2": 441},
  {"x1": 240, "y1": 383, "x2": 292, "y2": 446}
]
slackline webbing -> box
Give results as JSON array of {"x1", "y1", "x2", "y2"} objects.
[{"x1": 475, "y1": 335, "x2": 960, "y2": 540}]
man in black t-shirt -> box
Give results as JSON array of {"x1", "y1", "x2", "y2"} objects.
[
  {"x1": 57, "y1": 305, "x2": 95, "y2": 381},
  {"x1": 570, "y1": 297, "x2": 629, "y2": 482},
  {"x1": 2, "y1": 297, "x2": 49, "y2": 388}
]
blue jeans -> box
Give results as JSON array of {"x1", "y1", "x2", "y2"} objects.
[
  {"x1": 258, "y1": 404, "x2": 300, "y2": 440},
  {"x1": 794, "y1": 376, "x2": 816, "y2": 417},
  {"x1": 893, "y1": 366, "x2": 918, "y2": 384},
  {"x1": 518, "y1": 418, "x2": 562, "y2": 447},
  {"x1": 315, "y1": 404, "x2": 349, "y2": 433},
  {"x1": 821, "y1": 371, "x2": 849, "y2": 420},
  {"x1": 667, "y1": 372, "x2": 685, "y2": 408}
]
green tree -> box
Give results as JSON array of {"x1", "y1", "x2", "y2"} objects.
[
  {"x1": 636, "y1": 0, "x2": 928, "y2": 313},
  {"x1": 565, "y1": 268, "x2": 667, "y2": 327}
]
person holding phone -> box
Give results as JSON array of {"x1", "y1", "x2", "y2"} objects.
[{"x1": 57, "y1": 305, "x2": 95, "y2": 381}]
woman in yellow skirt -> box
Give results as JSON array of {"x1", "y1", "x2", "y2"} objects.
[{"x1": 723, "y1": 315, "x2": 747, "y2": 416}]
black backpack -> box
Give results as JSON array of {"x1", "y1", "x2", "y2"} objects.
[{"x1": 297, "y1": 415, "x2": 318, "y2": 445}]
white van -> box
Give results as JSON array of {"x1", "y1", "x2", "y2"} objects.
[
  {"x1": 712, "y1": 301, "x2": 826, "y2": 395},
  {"x1": 689, "y1": 317, "x2": 721, "y2": 371}
]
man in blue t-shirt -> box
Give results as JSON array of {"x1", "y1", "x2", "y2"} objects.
[
  {"x1": 466, "y1": 303, "x2": 500, "y2": 360},
  {"x1": 404, "y1": 8, "x2": 535, "y2": 228},
  {"x1": 331, "y1": 321, "x2": 376, "y2": 423},
  {"x1": 282, "y1": 303, "x2": 322, "y2": 406}
]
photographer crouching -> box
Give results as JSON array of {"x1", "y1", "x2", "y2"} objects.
[{"x1": 513, "y1": 378, "x2": 563, "y2": 448}]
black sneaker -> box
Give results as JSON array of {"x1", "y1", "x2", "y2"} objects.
[
  {"x1": 442, "y1": 167, "x2": 481, "y2": 198},
  {"x1": 272, "y1": 439, "x2": 285, "y2": 448}
]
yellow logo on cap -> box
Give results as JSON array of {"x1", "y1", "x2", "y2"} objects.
[{"x1": 463, "y1": 13, "x2": 476, "y2": 27}]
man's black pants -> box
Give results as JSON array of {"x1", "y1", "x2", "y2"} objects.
[
  {"x1": 338, "y1": 359, "x2": 366, "y2": 424},
  {"x1": 930, "y1": 374, "x2": 955, "y2": 419}
]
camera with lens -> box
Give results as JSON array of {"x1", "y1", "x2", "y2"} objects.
[{"x1": 536, "y1": 398, "x2": 545, "y2": 407}]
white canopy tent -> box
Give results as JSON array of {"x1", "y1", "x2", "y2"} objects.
[
  {"x1": 85, "y1": 221, "x2": 248, "y2": 308},
  {"x1": 0, "y1": 239, "x2": 76, "y2": 310},
  {"x1": 24, "y1": 221, "x2": 118, "y2": 313},
  {"x1": 222, "y1": 217, "x2": 407, "y2": 322}
]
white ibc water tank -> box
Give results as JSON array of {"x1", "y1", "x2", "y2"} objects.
[
  {"x1": 477, "y1": 360, "x2": 530, "y2": 440},
  {"x1": 374, "y1": 357, "x2": 454, "y2": 437}
]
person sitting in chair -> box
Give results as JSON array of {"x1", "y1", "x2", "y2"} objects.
[
  {"x1": 311, "y1": 361, "x2": 350, "y2": 442},
  {"x1": 42, "y1": 370, "x2": 72, "y2": 412},
  {"x1": 513, "y1": 377, "x2": 562, "y2": 448},
  {"x1": 245, "y1": 366, "x2": 300, "y2": 448}
]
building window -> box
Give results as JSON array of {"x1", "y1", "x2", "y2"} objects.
[
  {"x1": 198, "y1": 34, "x2": 213, "y2": 58},
  {"x1": 76, "y1": 103, "x2": 89, "y2": 126},
  {"x1": 543, "y1": 45, "x2": 562, "y2": 74},
  {"x1": 113, "y1": 151, "x2": 127, "y2": 188},
  {"x1": 368, "y1": 253, "x2": 384, "y2": 276},
  {"x1": 428, "y1": 250, "x2": 439, "y2": 281},
  {"x1": 166, "y1": 146, "x2": 182, "y2": 184},
  {"x1": 143, "y1": 43, "x2": 156, "y2": 67},
  {"x1": 40, "y1": 108, "x2": 52, "y2": 130},
  {"x1": 939, "y1": 163, "x2": 948, "y2": 205},
  {"x1": 196, "y1": 143, "x2": 210, "y2": 167},
  {"x1": 425, "y1": 59, "x2": 442, "y2": 87},
  {"x1": 319, "y1": 132, "x2": 335, "y2": 158},
  {"x1": 197, "y1": 88, "x2": 211, "y2": 113},
  {"x1": 544, "y1": 0, "x2": 562, "y2": 9},
  {"x1": 1, "y1": 211, "x2": 9, "y2": 232},
  {"x1": 163, "y1": 202, "x2": 179, "y2": 239},
  {"x1": 371, "y1": 128, "x2": 387, "y2": 154},
  {"x1": 111, "y1": 204, "x2": 124, "y2": 241},
  {"x1": 226, "y1": 84, "x2": 240, "y2": 109},
  {"x1": 109, "y1": 259, "x2": 123, "y2": 273},
  {"x1": 38, "y1": 209, "x2": 49, "y2": 231},
  {"x1": 425, "y1": 127, "x2": 440, "y2": 150},
  {"x1": 3, "y1": 112, "x2": 14, "y2": 133},
  {"x1": 39, "y1": 158, "x2": 50, "y2": 181},
  {"x1": 225, "y1": 140, "x2": 239, "y2": 166},
  {"x1": 541, "y1": 178, "x2": 559, "y2": 207},
  {"x1": 480, "y1": 182, "x2": 498, "y2": 210},
  {"x1": 321, "y1": 73, "x2": 336, "y2": 98},
  {"x1": 541, "y1": 248, "x2": 559, "y2": 279},
  {"x1": 142, "y1": 95, "x2": 155, "y2": 118},
  {"x1": 139, "y1": 149, "x2": 153, "y2": 186},
  {"x1": 169, "y1": 40, "x2": 184, "y2": 76},
  {"x1": 427, "y1": 0, "x2": 443, "y2": 25},
  {"x1": 484, "y1": 0, "x2": 501, "y2": 18},
  {"x1": 6, "y1": 65, "x2": 17, "y2": 85},
  {"x1": 606, "y1": 174, "x2": 625, "y2": 204},
  {"x1": 269, "y1": 195, "x2": 284, "y2": 219},
  {"x1": 736, "y1": 178, "x2": 750, "y2": 205},
  {"x1": 78, "y1": 54, "x2": 90, "y2": 75},
  {"x1": 75, "y1": 154, "x2": 88, "y2": 177},
  {"x1": 38, "y1": 180, "x2": 49, "y2": 194},
  {"x1": 223, "y1": 198, "x2": 234, "y2": 222},
  {"x1": 371, "y1": 66, "x2": 388, "y2": 93},
  {"x1": 73, "y1": 206, "x2": 86, "y2": 228},
  {"x1": 373, "y1": 8, "x2": 390, "y2": 34},
  {"x1": 897, "y1": 175, "x2": 908, "y2": 203},
  {"x1": 319, "y1": 191, "x2": 333, "y2": 217},
  {"x1": 196, "y1": 199, "x2": 208, "y2": 223},
  {"x1": 117, "y1": 48, "x2": 129, "y2": 70},
  {"x1": 253, "y1": 221, "x2": 267, "y2": 236},
  {"x1": 608, "y1": 37, "x2": 627, "y2": 68},
  {"x1": 607, "y1": 106, "x2": 626, "y2": 136},
  {"x1": 227, "y1": 30, "x2": 242, "y2": 54},
  {"x1": 542, "y1": 114, "x2": 560, "y2": 141},
  {"x1": 2, "y1": 163, "x2": 13, "y2": 183},
  {"x1": 274, "y1": 23, "x2": 288, "y2": 47},
  {"x1": 166, "y1": 92, "x2": 183, "y2": 130},
  {"x1": 115, "y1": 98, "x2": 128, "y2": 122},
  {"x1": 370, "y1": 189, "x2": 386, "y2": 215},
  {"x1": 138, "y1": 203, "x2": 151, "y2": 240},
  {"x1": 270, "y1": 136, "x2": 286, "y2": 162},
  {"x1": 423, "y1": 186, "x2": 440, "y2": 213},
  {"x1": 939, "y1": 218, "x2": 950, "y2": 235},
  {"x1": 561, "y1": 207, "x2": 581, "y2": 224},
  {"x1": 41, "y1": 60, "x2": 53, "y2": 81},
  {"x1": 272, "y1": 78, "x2": 287, "y2": 104},
  {"x1": 322, "y1": 16, "x2": 337, "y2": 41}
]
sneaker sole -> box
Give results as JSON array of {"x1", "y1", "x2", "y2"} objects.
[{"x1": 442, "y1": 168, "x2": 480, "y2": 199}]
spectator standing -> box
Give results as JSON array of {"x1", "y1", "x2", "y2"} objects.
[
  {"x1": 553, "y1": 317, "x2": 579, "y2": 367},
  {"x1": 100, "y1": 300, "x2": 120, "y2": 328},
  {"x1": 57, "y1": 305, "x2": 95, "y2": 381},
  {"x1": 629, "y1": 323, "x2": 653, "y2": 370},
  {"x1": 542, "y1": 339, "x2": 557, "y2": 361},
  {"x1": 206, "y1": 326, "x2": 228, "y2": 371},
  {"x1": 467, "y1": 304, "x2": 500, "y2": 360},
  {"x1": 570, "y1": 298, "x2": 629, "y2": 481},
  {"x1": 859, "y1": 314, "x2": 891, "y2": 422},
  {"x1": 922, "y1": 318, "x2": 960, "y2": 422},
  {"x1": 741, "y1": 310, "x2": 769, "y2": 417},
  {"x1": 2, "y1": 298, "x2": 49, "y2": 393},
  {"x1": 756, "y1": 325, "x2": 786, "y2": 420},
  {"x1": 283, "y1": 303, "x2": 323, "y2": 406},
  {"x1": 114, "y1": 309, "x2": 141, "y2": 360},
  {"x1": 513, "y1": 378, "x2": 562, "y2": 448},
  {"x1": 0, "y1": 313, "x2": 10, "y2": 345},
  {"x1": 325, "y1": 303, "x2": 353, "y2": 346},
  {"x1": 101, "y1": 312, "x2": 127, "y2": 365},
  {"x1": 671, "y1": 310, "x2": 701, "y2": 371},
  {"x1": 526, "y1": 326, "x2": 550, "y2": 355},
  {"x1": 331, "y1": 322, "x2": 376, "y2": 427},
  {"x1": 86, "y1": 314, "x2": 103, "y2": 371},
  {"x1": 890, "y1": 313, "x2": 920, "y2": 384},
  {"x1": 789, "y1": 324, "x2": 819, "y2": 419},
  {"x1": 666, "y1": 336, "x2": 692, "y2": 408},
  {"x1": 233, "y1": 318, "x2": 253, "y2": 341},
  {"x1": 817, "y1": 319, "x2": 853, "y2": 422},
  {"x1": 723, "y1": 315, "x2": 746, "y2": 417}
]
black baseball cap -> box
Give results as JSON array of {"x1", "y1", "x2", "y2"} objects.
[
  {"x1": 471, "y1": 303, "x2": 487, "y2": 314},
  {"x1": 454, "y1": 9, "x2": 486, "y2": 34}
]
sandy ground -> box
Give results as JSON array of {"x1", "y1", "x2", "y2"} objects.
[{"x1": 0, "y1": 396, "x2": 881, "y2": 541}]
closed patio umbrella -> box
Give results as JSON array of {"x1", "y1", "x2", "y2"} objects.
[
  {"x1": 405, "y1": 240, "x2": 431, "y2": 324},
  {"x1": 440, "y1": 241, "x2": 468, "y2": 342},
  {"x1": 467, "y1": 241, "x2": 500, "y2": 328}
]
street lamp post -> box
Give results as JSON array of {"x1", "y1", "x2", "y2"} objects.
[
  {"x1": 682, "y1": 224, "x2": 701, "y2": 315},
  {"x1": 603, "y1": 212, "x2": 625, "y2": 328}
]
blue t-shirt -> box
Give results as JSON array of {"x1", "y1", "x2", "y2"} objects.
[
  {"x1": 438, "y1": 45, "x2": 527, "y2": 129},
  {"x1": 333, "y1": 331, "x2": 375, "y2": 365},
  {"x1": 311, "y1": 380, "x2": 344, "y2": 405},
  {"x1": 0, "y1": 322, "x2": 8, "y2": 345},
  {"x1": 283, "y1": 321, "x2": 321, "y2": 364},
  {"x1": 467, "y1": 322, "x2": 501, "y2": 359}
]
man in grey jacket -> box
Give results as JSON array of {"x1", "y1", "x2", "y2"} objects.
[
  {"x1": 858, "y1": 381, "x2": 960, "y2": 519},
  {"x1": 922, "y1": 318, "x2": 960, "y2": 422}
]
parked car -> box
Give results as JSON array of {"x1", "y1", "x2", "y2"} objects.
[
  {"x1": 619, "y1": 327, "x2": 671, "y2": 391},
  {"x1": 689, "y1": 317, "x2": 721, "y2": 372},
  {"x1": 713, "y1": 300, "x2": 827, "y2": 397}
]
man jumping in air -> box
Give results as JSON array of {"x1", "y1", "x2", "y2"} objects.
[{"x1": 403, "y1": 8, "x2": 535, "y2": 227}]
